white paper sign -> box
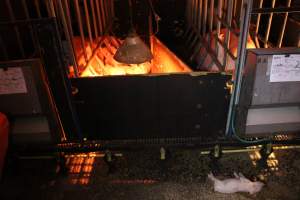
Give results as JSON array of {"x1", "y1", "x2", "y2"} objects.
[
  {"x1": 0, "y1": 67, "x2": 27, "y2": 95},
  {"x1": 270, "y1": 54, "x2": 300, "y2": 82}
]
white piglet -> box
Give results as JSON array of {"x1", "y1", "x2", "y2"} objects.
[{"x1": 208, "y1": 172, "x2": 264, "y2": 195}]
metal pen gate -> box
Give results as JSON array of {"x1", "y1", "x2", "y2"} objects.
[{"x1": 0, "y1": 0, "x2": 300, "y2": 148}]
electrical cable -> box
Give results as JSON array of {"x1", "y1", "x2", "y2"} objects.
[{"x1": 230, "y1": 106, "x2": 272, "y2": 144}]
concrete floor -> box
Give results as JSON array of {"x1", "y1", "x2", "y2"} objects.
[{"x1": 1, "y1": 148, "x2": 300, "y2": 200}]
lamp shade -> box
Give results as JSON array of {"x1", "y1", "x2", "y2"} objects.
[{"x1": 114, "y1": 31, "x2": 153, "y2": 64}]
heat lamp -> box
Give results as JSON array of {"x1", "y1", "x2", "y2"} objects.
[{"x1": 114, "y1": 0, "x2": 158, "y2": 64}]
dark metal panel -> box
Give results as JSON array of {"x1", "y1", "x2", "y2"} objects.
[{"x1": 71, "y1": 73, "x2": 231, "y2": 140}]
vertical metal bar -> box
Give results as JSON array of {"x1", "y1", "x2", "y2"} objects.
[
  {"x1": 0, "y1": 35, "x2": 8, "y2": 60},
  {"x1": 57, "y1": 0, "x2": 79, "y2": 77},
  {"x1": 90, "y1": 0, "x2": 99, "y2": 40},
  {"x1": 264, "y1": 0, "x2": 276, "y2": 48},
  {"x1": 111, "y1": 0, "x2": 115, "y2": 20},
  {"x1": 191, "y1": 0, "x2": 195, "y2": 26},
  {"x1": 21, "y1": 0, "x2": 39, "y2": 53},
  {"x1": 107, "y1": 0, "x2": 112, "y2": 23},
  {"x1": 223, "y1": 0, "x2": 234, "y2": 68},
  {"x1": 46, "y1": 0, "x2": 56, "y2": 17},
  {"x1": 277, "y1": 0, "x2": 291, "y2": 48},
  {"x1": 186, "y1": 0, "x2": 196, "y2": 43},
  {"x1": 209, "y1": 0, "x2": 214, "y2": 32},
  {"x1": 215, "y1": 0, "x2": 223, "y2": 60},
  {"x1": 96, "y1": 0, "x2": 103, "y2": 35},
  {"x1": 5, "y1": 0, "x2": 25, "y2": 58},
  {"x1": 183, "y1": 0, "x2": 190, "y2": 38},
  {"x1": 194, "y1": 0, "x2": 199, "y2": 28},
  {"x1": 102, "y1": 0, "x2": 109, "y2": 29},
  {"x1": 226, "y1": 0, "x2": 253, "y2": 135},
  {"x1": 74, "y1": 0, "x2": 88, "y2": 62},
  {"x1": 34, "y1": 0, "x2": 42, "y2": 18},
  {"x1": 232, "y1": 0, "x2": 239, "y2": 27},
  {"x1": 202, "y1": 0, "x2": 208, "y2": 36},
  {"x1": 100, "y1": 0, "x2": 107, "y2": 32},
  {"x1": 197, "y1": 0, "x2": 203, "y2": 33},
  {"x1": 254, "y1": 0, "x2": 263, "y2": 48},
  {"x1": 83, "y1": 0, "x2": 94, "y2": 48}
]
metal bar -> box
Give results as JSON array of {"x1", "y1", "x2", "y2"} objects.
[
  {"x1": 223, "y1": 0, "x2": 234, "y2": 69},
  {"x1": 202, "y1": 0, "x2": 208, "y2": 36},
  {"x1": 215, "y1": 15, "x2": 239, "y2": 37},
  {"x1": 232, "y1": 0, "x2": 237, "y2": 26},
  {"x1": 198, "y1": 0, "x2": 203, "y2": 33},
  {"x1": 102, "y1": 0, "x2": 109, "y2": 29},
  {"x1": 194, "y1": 0, "x2": 199, "y2": 27},
  {"x1": 215, "y1": 0, "x2": 223, "y2": 63},
  {"x1": 214, "y1": 34, "x2": 236, "y2": 60},
  {"x1": 111, "y1": 0, "x2": 115, "y2": 20},
  {"x1": 186, "y1": 0, "x2": 196, "y2": 44},
  {"x1": 254, "y1": 0, "x2": 263, "y2": 48},
  {"x1": 251, "y1": 7, "x2": 300, "y2": 14},
  {"x1": 191, "y1": 0, "x2": 195, "y2": 26},
  {"x1": 100, "y1": 0, "x2": 107, "y2": 33},
  {"x1": 209, "y1": 0, "x2": 214, "y2": 32},
  {"x1": 90, "y1": 0, "x2": 99, "y2": 40},
  {"x1": 277, "y1": 0, "x2": 292, "y2": 48},
  {"x1": 46, "y1": 0, "x2": 56, "y2": 17},
  {"x1": 5, "y1": 0, "x2": 25, "y2": 58},
  {"x1": 57, "y1": 0, "x2": 79, "y2": 77},
  {"x1": 226, "y1": 0, "x2": 253, "y2": 135},
  {"x1": 21, "y1": 0, "x2": 39, "y2": 55},
  {"x1": 95, "y1": 0, "x2": 103, "y2": 35},
  {"x1": 264, "y1": 0, "x2": 276, "y2": 48},
  {"x1": 34, "y1": 0, "x2": 42, "y2": 18},
  {"x1": 83, "y1": 0, "x2": 94, "y2": 48},
  {"x1": 74, "y1": 0, "x2": 88, "y2": 62}
]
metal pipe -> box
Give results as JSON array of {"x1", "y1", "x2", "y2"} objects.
[
  {"x1": 83, "y1": 0, "x2": 94, "y2": 48},
  {"x1": 200, "y1": 145, "x2": 300, "y2": 155},
  {"x1": 5, "y1": 0, "x2": 25, "y2": 58},
  {"x1": 57, "y1": 0, "x2": 79, "y2": 77},
  {"x1": 225, "y1": 0, "x2": 253, "y2": 135},
  {"x1": 34, "y1": 0, "x2": 42, "y2": 18},
  {"x1": 74, "y1": 0, "x2": 88, "y2": 62},
  {"x1": 90, "y1": 0, "x2": 99, "y2": 40},
  {"x1": 277, "y1": 0, "x2": 292, "y2": 48},
  {"x1": 264, "y1": 0, "x2": 276, "y2": 48},
  {"x1": 95, "y1": 0, "x2": 103, "y2": 35}
]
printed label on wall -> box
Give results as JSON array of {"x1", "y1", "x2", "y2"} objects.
[
  {"x1": 0, "y1": 67, "x2": 27, "y2": 95},
  {"x1": 270, "y1": 54, "x2": 300, "y2": 82}
]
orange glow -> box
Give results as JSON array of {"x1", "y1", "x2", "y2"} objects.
[
  {"x1": 66, "y1": 153, "x2": 96, "y2": 185},
  {"x1": 70, "y1": 36, "x2": 191, "y2": 77},
  {"x1": 248, "y1": 151, "x2": 279, "y2": 180},
  {"x1": 198, "y1": 28, "x2": 256, "y2": 72}
]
